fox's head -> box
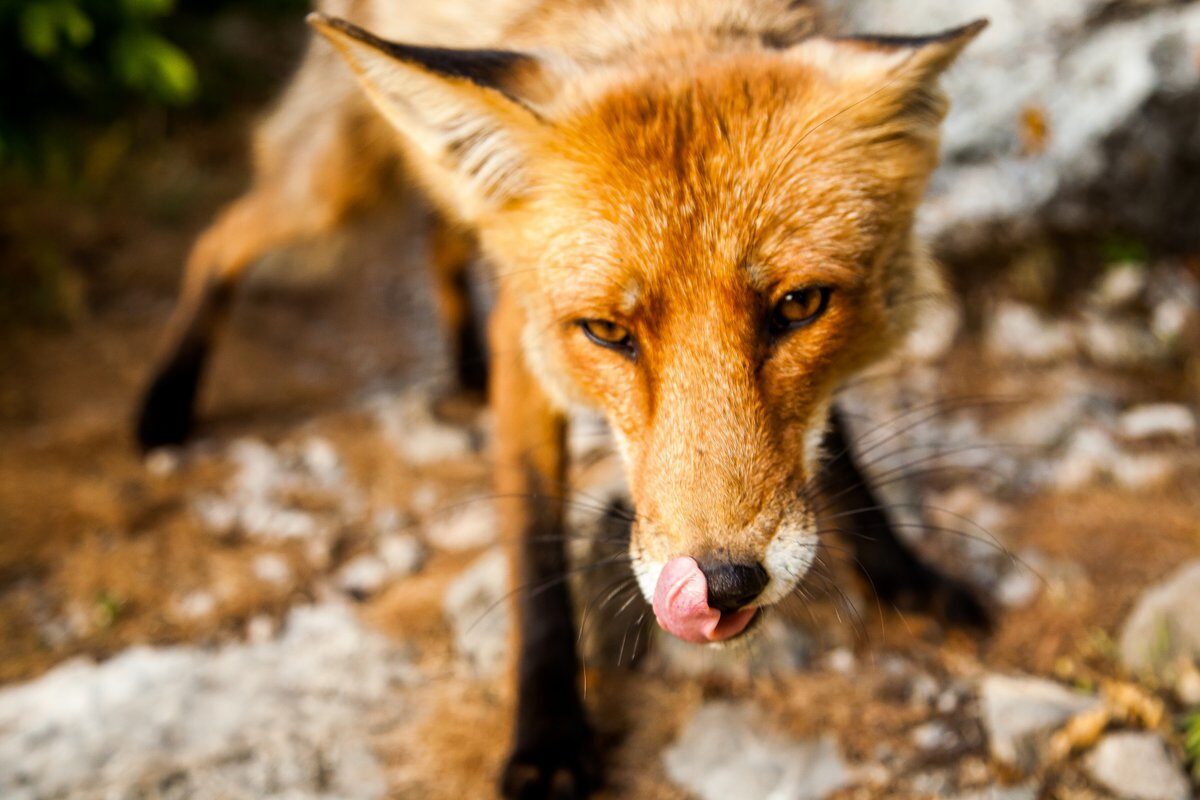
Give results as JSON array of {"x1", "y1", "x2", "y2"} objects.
[{"x1": 313, "y1": 9, "x2": 984, "y2": 644}]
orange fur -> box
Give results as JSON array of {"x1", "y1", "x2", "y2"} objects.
[
  {"x1": 310, "y1": 1, "x2": 983, "y2": 604},
  {"x1": 142, "y1": 4, "x2": 985, "y2": 793}
]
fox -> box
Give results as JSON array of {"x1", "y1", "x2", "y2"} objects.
[{"x1": 135, "y1": 1, "x2": 992, "y2": 796}]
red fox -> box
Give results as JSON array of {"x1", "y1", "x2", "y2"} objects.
[{"x1": 136, "y1": 2, "x2": 988, "y2": 796}]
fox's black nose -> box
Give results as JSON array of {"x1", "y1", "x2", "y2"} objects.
[{"x1": 699, "y1": 561, "x2": 769, "y2": 613}]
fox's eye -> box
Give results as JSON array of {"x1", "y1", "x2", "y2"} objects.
[
  {"x1": 579, "y1": 319, "x2": 635, "y2": 357},
  {"x1": 769, "y1": 287, "x2": 832, "y2": 335}
]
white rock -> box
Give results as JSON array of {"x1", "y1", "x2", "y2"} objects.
[
  {"x1": 443, "y1": 549, "x2": 510, "y2": 676},
  {"x1": 374, "y1": 389, "x2": 475, "y2": 465},
  {"x1": 1084, "y1": 732, "x2": 1191, "y2": 800},
  {"x1": 1112, "y1": 452, "x2": 1176, "y2": 489},
  {"x1": 336, "y1": 554, "x2": 389, "y2": 598},
  {"x1": 825, "y1": 648, "x2": 856, "y2": 676},
  {"x1": 995, "y1": 561, "x2": 1042, "y2": 609},
  {"x1": 663, "y1": 701, "x2": 851, "y2": 800},
  {"x1": 245, "y1": 614, "x2": 276, "y2": 643},
  {"x1": 1119, "y1": 559, "x2": 1200, "y2": 675},
  {"x1": 372, "y1": 507, "x2": 410, "y2": 536},
  {"x1": 228, "y1": 438, "x2": 286, "y2": 499},
  {"x1": 1173, "y1": 660, "x2": 1200, "y2": 705},
  {"x1": 300, "y1": 436, "x2": 344, "y2": 487},
  {"x1": 1152, "y1": 295, "x2": 1193, "y2": 341},
  {"x1": 175, "y1": 590, "x2": 217, "y2": 620},
  {"x1": 192, "y1": 494, "x2": 239, "y2": 536},
  {"x1": 1054, "y1": 426, "x2": 1120, "y2": 490},
  {"x1": 426, "y1": 501, "x2": 496, "y2": 551},
  {"x1": 0, "y1": 604, "x2": 415, "y2": 800},
  {"x1": 910, "y1": 674, "x2": 942, "y2": 708},
  {"x1": 1081, "y1": 315, "x2": 1165, "y2": 368},
  {"x1": 144, "y1": 448, "x2": 180, "y2": 477},
  {"x1": 990, "y1": 371, "x2": 1115, "y2": 452},
  {"x1": 909, "y1": 770, "x2": 954, "y2": 796},
  {"x1": 1093, "y1": 262, "x2": 1148, "y2": 310},
  {"x1": 377, "y1": 533, "x2": 425, "y2": 577},
  {"x1": 979, "y1": 674, "x2": 1100, "y2": 771},
  {"x1": 950, "y1": 785, "x2": 1038, "y2": 800},
  {"x1": 904, "y1": 296, "x2": 963, "y2": 361},
  {"x1": 911, "y1": 721, "x2": 956, "y2": 752},
  {"x1": 197, "y1": 436, "x2": 359, "y2": 545},
  {"x1": 240, "y1": 502, "x2": 328, "y2": 541},
  {"x1": 986, "y1": 302, "x2": 1076, "y2": 364},
  {"x1": 251, "y1": 553, "x2": 292, "y2": 587},
  {"x1": 1117, "y1": 403, "x2": 1197, "y2": 441}
]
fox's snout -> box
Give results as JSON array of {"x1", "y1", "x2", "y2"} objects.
[{"x1": 634, "y1": 493, "x2": 820, "y2": 644}]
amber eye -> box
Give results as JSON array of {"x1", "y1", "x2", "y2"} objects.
[
  {"x1": 579, "y1": 319, "x2": 636, "y2": 357},
  {"x1": 769, "y1": 287, "x2": 832, "y2": 335}
]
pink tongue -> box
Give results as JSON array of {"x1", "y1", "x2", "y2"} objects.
[{"x1": 652, "y1": 557, "x2": 757, "y2": 643}]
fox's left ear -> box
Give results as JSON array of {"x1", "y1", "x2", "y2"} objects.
[
  {"x1": 838, "y1": 19, "x2": 989, "y2": 82},
  {"x1": 309, "y1": 13, "x2": 552, "y2": 219},
  {"x1": 792, "y1": 19, "x2": 988, "y2": 127}
]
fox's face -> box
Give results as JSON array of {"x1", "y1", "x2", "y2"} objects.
[{"x1": 315, "y1": 13, "x2": 983, "y2": 642}]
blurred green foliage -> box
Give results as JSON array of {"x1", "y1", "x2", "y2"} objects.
[
  {"x1": 1185, "y1": 710, "x2": 1200, "y2": 782},
  {"x1": 0, "y1": 0, "x2": 306, "y2": 178}
]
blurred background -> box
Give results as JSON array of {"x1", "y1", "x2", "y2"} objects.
[{"x1": 1, "y1": 1, "x2": 1198, "y2": 798}]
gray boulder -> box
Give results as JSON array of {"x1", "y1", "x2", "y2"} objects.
[
  {"x1": 663, "y1": 701, "x2": 852, "y2": 800},
  {"x1": 1119, "y1": 559, "x2": 1200, "y2": 675},
  {"x1": 979, "y1": 674, "x2": 1100, "y2": 771},
  {"x1": 1084, "y1": 732, "x2": 1192, "y2": 800},
  {"x1": 829, "y1": 0, "x2": 1200, "y2": 255},
  {"x1": 0, "y1": 604, "x2": 417, "y2": 800}
]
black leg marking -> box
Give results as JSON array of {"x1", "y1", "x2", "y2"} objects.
[
  {"x1": 501, "y1": 465, "x2": 598, "y2": 800},
  {"x1": 134, "y1": 281, "x2": 232, "y2": 451},
  {"x1": 452, "y1": 273, "x2": 489, "y2": 398},
  {"x1": 821, "y1": 408, "x2": 992, "y2": 631}
]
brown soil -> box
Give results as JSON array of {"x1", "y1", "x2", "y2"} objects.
[{"x1": 1, "y1": 86, "x2": 1198, "y2": 800}]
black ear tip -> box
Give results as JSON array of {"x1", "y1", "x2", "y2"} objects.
[
  {"x1": 932, "y1": 18, "x2": 989, "y2": 46},
  {"x1": 961, "y1": 18, "x2": 990, "y2": 38},
  {"x1": 307, "y1": 12, "x2": 367, "y2": 41}
]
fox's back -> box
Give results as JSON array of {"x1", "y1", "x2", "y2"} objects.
[{"x1": 321, "y1": 0, "x2": 821, "y2": 57}]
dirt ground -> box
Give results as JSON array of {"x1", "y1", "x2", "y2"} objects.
[{"x1": 2, "y1": 87, "x2": 1199, "y2": 799}]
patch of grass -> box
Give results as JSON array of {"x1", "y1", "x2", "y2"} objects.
[
  {"x1": 1183, "y1": 710, "x2": 1200, "y2": 782},
  {"x1": 1098, "y1": 233, "x2": 1149, "y2": 266},
  {"x1": 95, "y1": 590, "x2": 126, "y2": 630}
]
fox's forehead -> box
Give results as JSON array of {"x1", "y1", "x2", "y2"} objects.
[{"x1": 532, "y1": 60, "x2": 902, "y2": 312}]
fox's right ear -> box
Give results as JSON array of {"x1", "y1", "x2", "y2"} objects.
[
  {"x1": 789, "y1": 19, "x2": 987, "y2": 131},
  {"x1": 309, "y1": 13, "x2": 550, "y2": 219}
]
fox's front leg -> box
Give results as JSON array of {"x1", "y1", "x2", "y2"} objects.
[
  {"x1": 821, "y1": 407, "x2": 991, "y2": 630},
  {"x1": 492, "y1": 292, "x2": 597, "y2": 800}
]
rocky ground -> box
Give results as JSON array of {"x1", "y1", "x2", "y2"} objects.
[
  {"x1": 1, "y1": 204, "x2": 1198, "y2": 798},
  {"x1": 2, "y1": 2, "x2": 1200, "y2": 796}
]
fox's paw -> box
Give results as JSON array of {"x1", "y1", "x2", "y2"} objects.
[
  {"x1": 500, "y1": 732, "x2": 599, "y2": 800},
  {"x1": 923, "y1": 572, "x2": 993, "y2": 633},
  {"x1": 135, "y1": 358, "x2": 202, "y2": 451}
]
